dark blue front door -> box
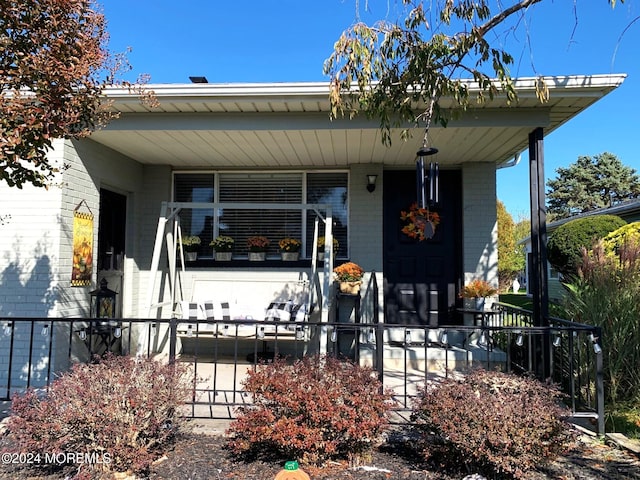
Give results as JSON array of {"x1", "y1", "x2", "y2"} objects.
[{"x1": 383, "y1": 169, "x2": 462, "y2": 326}]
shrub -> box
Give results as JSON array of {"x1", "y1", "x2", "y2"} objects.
[
  {"x1": 547, "y1": 214, "x2": 626, "y2": 277},
  {"x1": 564, "y1": 236, "x2": 640, "y2": 405},
  {"x1": 5, "y1": 355, "x2": 192, "y2": 478},
  {"x1": 410, "y1": 369, "x2": 574, "y2": 479},
  {"x1": 226, "y1": 355, "x2": 394, "y2": 466},
  {"x1": 603, "y1": 221, "x2": 640, "y2": 253}
]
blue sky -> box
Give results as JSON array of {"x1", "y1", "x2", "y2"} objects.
[{"x1": 102, "y1": 1, "x2": 639, "y2": 219}]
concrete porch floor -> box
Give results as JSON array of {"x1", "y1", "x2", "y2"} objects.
[{"x1": 175, "y1": 341, "x2": 507, "y2": 420}]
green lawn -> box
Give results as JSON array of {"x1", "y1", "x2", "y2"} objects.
[{"x1": 498, "y1": 293, "x2": 533, "y2": 310}]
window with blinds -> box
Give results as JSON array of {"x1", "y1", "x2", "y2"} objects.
[
  {"x1": 306, "y1": 172, "x2": 348, "y2": 259},
  {"x1": 173, "y1": 171, "x2": 348, "y2": 259},
  {"x1": 219, "y1": 173, "x2": 302, "y2": 257}
]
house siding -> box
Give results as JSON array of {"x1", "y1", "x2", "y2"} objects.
[
  {"x1": 0, "y1": 139, "x2": 66, "y2": 389},
  {"x1": 461, "y1": 162, "x2": 499, "y2": 292},
  {"x1": 0, "y1": 138, "x2": 66, "y2": 318}
]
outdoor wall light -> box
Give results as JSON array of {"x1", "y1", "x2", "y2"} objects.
[
  {"x1": 366, "y1": 174, "x2": 378, "y2": 193},
  {"x1": 41, "y1": 324, "x2": 49, "y2": 337},
  {"x1": 79, "y1": 328, "x2": 87, "y2": 341}
]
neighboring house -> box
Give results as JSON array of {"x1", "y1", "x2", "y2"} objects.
[
  {"x1": 0, "y1": 75, "x2": 625, "y2": 353},
  {"x1": 522, "y1": 198, "x2": 640, "y2": 301}
]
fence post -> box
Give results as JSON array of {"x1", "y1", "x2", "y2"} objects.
[
  {"x1": 169, "y1": 317, "x2": 177, "y2": 363},
  {"x1": 370, "y1": 271, "x2": 384, "y2": 387},
  {"x1": 595, "y1": 326, "x2": 605, "y2": 436}
]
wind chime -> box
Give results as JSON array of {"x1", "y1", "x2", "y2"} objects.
[
  {"x1": 411, "y1": 146, "x2": 440, "y2": 240},
  {"x1": 401, "y1": 91, "x2": 441, "y2": 241}
]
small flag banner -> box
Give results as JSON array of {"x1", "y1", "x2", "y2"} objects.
[{"x1": 71, "y1": 209, "x2": 94, "y2": 286}]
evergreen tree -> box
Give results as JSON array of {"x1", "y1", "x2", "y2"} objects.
[{"x1": 546, "y1": 153, "x2": 640, "y2": 220}]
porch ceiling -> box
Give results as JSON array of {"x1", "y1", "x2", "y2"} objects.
[{"x1": 89, "y1": 74, "x2": 625, "y2": 168}]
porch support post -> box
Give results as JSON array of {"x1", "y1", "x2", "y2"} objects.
[
  {"x1": 528, "y1": 127, "x2": 551, "y2": 377},
  {"x1": 319, "y1": 207, "x2": 333, "y2": 355}
]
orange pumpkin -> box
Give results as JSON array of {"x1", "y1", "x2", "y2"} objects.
[{"x1": 274, "y1": 461, "x2": 310, "y2": 480}]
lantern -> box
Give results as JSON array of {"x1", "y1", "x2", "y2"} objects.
[
  {"x1": 274, "y1": 461, "x2": 310, "y2": 480},
  {"x1": 89, "y1": 278, "x2": 117, "y2": 318}
]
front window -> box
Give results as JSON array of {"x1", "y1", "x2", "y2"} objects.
[
  {"x1": 173, "y1": 171, "x2": 348, "y2": 260},
  {"x1": 174, "y1": 173, "x2": 215, "y2": 254}
]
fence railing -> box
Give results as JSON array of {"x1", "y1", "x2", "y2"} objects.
[{"x1": 0, "y1": 306, "x2": 605, "y2": 434}]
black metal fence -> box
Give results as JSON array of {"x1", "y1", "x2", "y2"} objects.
[{"x1": 0, "y1": 305, "x2": 605, "y2": 433}]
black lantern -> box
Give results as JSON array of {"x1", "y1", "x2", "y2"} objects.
[{"x1": 90, "y1": 278, "x2": 117, "y2": 318}]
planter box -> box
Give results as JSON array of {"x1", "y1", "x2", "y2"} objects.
[
  {"x1": 248, "y1": 252, "x2": 266, "y2": 261},
  {"x1": 215, "y1": 251, "x2": 232, "y2": 261}
]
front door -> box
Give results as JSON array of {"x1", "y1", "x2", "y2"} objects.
[
  {"x1": 97, "y1": 189, "x2": 127, "y2": 317},
  {"x1": 383, "y1": 169, "x2": 461, "y2": 326}
]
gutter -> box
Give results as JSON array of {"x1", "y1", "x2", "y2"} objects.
[{"x1": 497, "y1": 152, "x2": 522, "y2": 170}]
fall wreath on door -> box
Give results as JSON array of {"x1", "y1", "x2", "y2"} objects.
[{"x1": 400, "y1": 202, "x2": 440, "y2": 241}]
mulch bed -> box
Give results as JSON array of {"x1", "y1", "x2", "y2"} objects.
[{"x1": 1, "y1": 426, "x2": 639, "y2": 479}]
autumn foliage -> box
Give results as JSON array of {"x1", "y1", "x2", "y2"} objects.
[
  {"x1": 5, "y1": 355, "x2": 192, "y2": 477},
  {"x1": 226, "y1": 355, "x2": 394, "y2": 466},
  {"x1": 0, "y1": 0, "x2": 150, "y2": 189},
  {"x1": 411, "y1": 369, "x2": 574, "y2": 479}
]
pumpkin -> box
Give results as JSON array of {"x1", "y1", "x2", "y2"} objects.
[{"x1": 274, "y1": 461, "x2": 310, "y2": 480}]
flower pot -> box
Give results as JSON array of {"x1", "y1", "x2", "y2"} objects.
[
  {"x1": 215, "y1": 251, "x2": 232, "y2": 261},
  {"x1": 248, "y1": 252, "x2": 266, "y2": 261},
  {"x1": 185, "y1": 252, "x2": 198, "y2": 262},
  {"x1": 339, "y1": 281, "x2": 362, "y2": 295},
  {"x1": 281, "y1": 251, "x2": 300, "y2": 261},
  {"x1": 474, "y1": 297, "x2": 486, "y2": 311},
  {"x1": 317, "y1": 252, "x2": 325, "y2": 261}
]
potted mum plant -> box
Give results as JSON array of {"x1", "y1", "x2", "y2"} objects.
[
  {"x1": 333, "y1": 261, "x2": 365, "y2": 294},
  {"x1": 317, "y1": 236, "x2": 339, "y2": 261},
  {"x1": 247, "y1": 235, "x2": 270, "y2": 261},
  {"x1": 179, "y1": 235, "x2": 201, "y2": 262},
  {"x1": 210, "y1": 235, "x2": 234, "y2": 261},
  {"x1": 460, "y1": 279, "x2": 497, "y2": 310},
  {"x1": 279, "y1": 237, "x2": 301, "y2": 261}
]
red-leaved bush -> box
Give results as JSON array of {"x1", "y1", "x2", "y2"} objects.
[
  {"x1": 226, "y1": 355, "x2": 394, "y2": 466},
  {"x1": 5, "y1": 354, "x2": 191, "y2": 478},
  {"x1": 411, "y1": 369, "x2": 575, "y2": 479}
]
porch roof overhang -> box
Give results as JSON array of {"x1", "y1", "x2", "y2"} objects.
[{"x1": 90, "y1": 74, "x2": 625, "y2": 168}]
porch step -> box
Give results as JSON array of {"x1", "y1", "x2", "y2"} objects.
[{"x1": 359, "y1": 343, "x2": 507, "y2": 371}]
